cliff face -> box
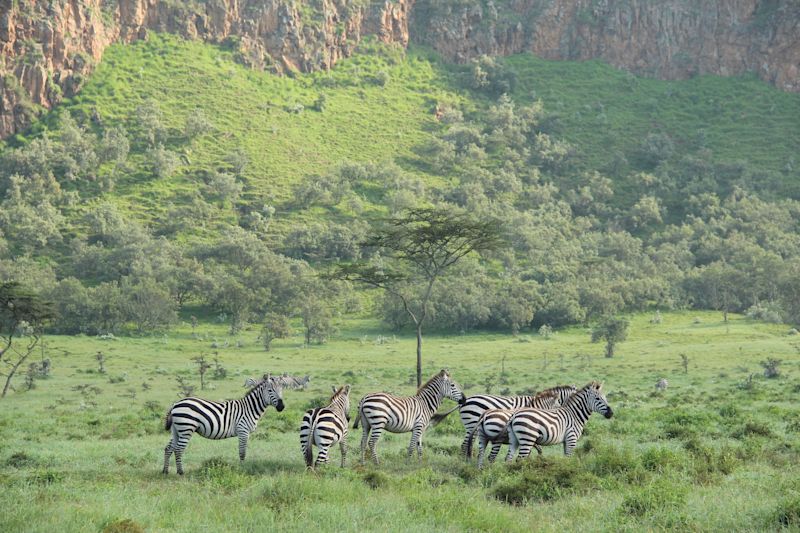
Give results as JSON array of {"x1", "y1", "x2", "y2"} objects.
[
  {"x1": 412, "y1": 0, "x2": 800, "y2": 90},
  {"x1": 0, "y1": 0, "x2": 412, "y2": 138},
  {"x1": 0, "y1": 0, "x2": 798, "y2": 139}
]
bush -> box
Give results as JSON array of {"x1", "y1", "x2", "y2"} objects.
[
  {"x1": 771, "y1": 495, "x2": 800, "y2": 528},
  {"x1": 620, "y1": 479, "x2": 687, "y2": 516},
  {"x1": 640, "y1": 447, "x2": 685, "y2": 473},
  {"x1": 492, "y1": 458, "x2": 598, "y2": 504},
  {"x1": 102, "y1": 519, "x2": 145, "y2": 533}
]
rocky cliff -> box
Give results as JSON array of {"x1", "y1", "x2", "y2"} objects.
[
  {"x1": 412, "y1": 0, "x2": 800, "y2": 91},
  {"x1": 0, "y1": 0, "x2": 798, "y2": 139},
  {"x1": 0, "y1": 0, "x2": 412, "y2": 138}
]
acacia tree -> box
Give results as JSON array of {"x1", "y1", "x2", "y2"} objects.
[
  {"x1": 0, "y1": 282, "x2": 54, "y2": 397},
  {"x1": 333, "y1": 207, "x2": 502, "y2": 387},
  {"x1": 591, "y1": 316, "x2": 629, "y2": 358}
]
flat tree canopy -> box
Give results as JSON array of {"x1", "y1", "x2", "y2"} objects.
[{"x1": 333, "y1": 207, "x2": 503, "y2": 386}]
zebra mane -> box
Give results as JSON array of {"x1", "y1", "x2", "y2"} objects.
[
  {"x1": 243, "y1": 373, "x2": 274, "y2": 394},
  {"x1": 417, "y1": 369, "x2": 448, "y2": 394},
  {"x1": 568, "y1": 381, "x2": 603, "y2": 400},
  {"x1": 534, "y1": 389, "x2": 557, "y2": 400},
  {"x1": 329, "y1": 384, "x2": 350, "y2": 402}
]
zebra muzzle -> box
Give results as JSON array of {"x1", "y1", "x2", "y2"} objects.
[{"x1": 276, "y1": 400, "x2": 285, "y2": 412}]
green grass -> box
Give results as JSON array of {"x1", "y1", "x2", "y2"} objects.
[{"x1": 1, "y1": 311, "x2": 799, "y2": 531}]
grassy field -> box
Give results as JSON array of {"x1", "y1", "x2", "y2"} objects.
[{"x1": 1, "y1": 311, "x2": 799, "y2": 532}]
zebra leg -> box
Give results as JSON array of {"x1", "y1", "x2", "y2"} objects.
[
  {"x1": 368, "y1": 425, "x2": 384, "y2": 465},
  {"x1": 476, "y1": 433, "x2": 488, "y2": 469},
  {"x1": 505, "y1": 430, "x2": 518, "y2": 462},
  {"x1": 162, "y1": 441, "x2": 173, "y2": 474},
  {"x1": 534, "y1": 443, "x2": 543, "y2": 455},
  {"x1": 340, "y1": 439, "x2": 347, "y2": 467},
  {"x1": 238, "y1": 430, "x2": 250, "y2": 462},
  {"x1": 517, "y1": 444, "x2": 535, "y2": 459},
  {"x1": 461, "y1": 432, "x2": 471, "y2": 459},
  {"x1": 173, "y1": 429, "x2": 193, "y2": 475},
  {"x1": 408, "y1": 423, "x2": 424, "y2": 461},
  {"x1": 487, "y1": 442, "x2": 503, "y2": 464},
  {"x1": 359, "y1": 422, "x2": 370, "y2": 464},
  {"x1": 563, "y1": 430, "x2": 578, "y2": 456},
  {"x1": 315, "y1": 444, "x2": 331, "y2": 467}
]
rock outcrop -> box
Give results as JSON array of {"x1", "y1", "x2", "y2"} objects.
[
  {"x1": 412, "y1": 0, "x2": 800, "y2": 91},
  {"x1": 0, "y1": 0, "x2": 412, "y2": 138},
  {"x1": 0, "y1": 0, "x2": 798, "y2": 139}
]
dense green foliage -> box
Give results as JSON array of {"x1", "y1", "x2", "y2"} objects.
[
  {"x1": 1, "y1": 33, "x2": 799, "y2": 336},
  {"x1": 1, "y1": 312, "x2": 799, "y2": 531}
]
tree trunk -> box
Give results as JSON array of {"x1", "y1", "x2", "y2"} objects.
[
  {"x1": 605, "y1": 341, "x2": 614, "y2": 358},
  {"x1": 2, "y1": 352, "x2": 30, "y2": 397},
  {"x1": 416, "y1": 323, "x2": 423, "y2": 388}
]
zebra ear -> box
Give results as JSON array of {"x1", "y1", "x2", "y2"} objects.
[
  {"x1": 244, "y1": 378, "x2": 257, "y2": 388},
  {"x1": 332, "y1": 385, "x2": 337, "y2": 393}
]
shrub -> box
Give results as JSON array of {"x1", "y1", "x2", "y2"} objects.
[
  {"x1": 5, "y1": 451, "x2": 39, "y2": 468},
  {"x1": 640, "y1": 447, "x2": 685, "y2": 473},
  {"x1": 362, "y1": 470, "x2": 390, "y2": 489},
  {"x1": 771, "y1": 495, "x2": 800, "y2": 528},
  {"x1": 492, "y1": 458, "x2": 598, "y2": 504},
  {"x1": 102, "y1": 519, "x2": 145, "y2": 533},
  {"x1": 620, "y1": 479, "x2": 688, "y2": 516}
]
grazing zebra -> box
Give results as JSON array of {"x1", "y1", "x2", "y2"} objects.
[
  {"x1": 655, "y1": 378, "x2": 668, "y2": 391},
  {"x1": 162, "y1": 374, "x2": 285, "y2": 475},
  {"x1": 433, "y1": 384, "x2": 577, "y2": 458},
  {"x1": 354, "y1": 369, "x2": 466, "y2": 464},
  {"x1": 248, "y1": 374, "x2": 310, "y2": 390},
  {"x1": 463, "y1": 388, "x2": 566, "y2": 468},
  {"x1": 505, "y1": 381, "x2": 613, "y2": 462},
  {"x1": 300, "y1": 385, "x2": 351, "y2": 468}
]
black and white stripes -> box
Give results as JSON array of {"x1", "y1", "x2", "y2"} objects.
[
  {"x1": 162, "y1": 374, "x2": 285, "y2": 475},
  {"x1": 505, "y1": 381, "x2": 613, "y2": 461},
  {"x1": 300, "y1": 385, "x2": 351, "y2": 468},
  {"x1": 457, "y1": 384, "x2": 577, "y2": 456},
  {"x1": 355, "y1": 369, "x2": 466, "y2": 464}
]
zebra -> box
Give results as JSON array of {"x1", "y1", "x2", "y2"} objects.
[
  {"x1": 354, "y1": 369, "x2": 466, "y2": 464},
  {"x1": 162, "y1": 374, "x2": 285, "y2": 475},
  {"x1": 276, "y1": 373, "x2": 311, "y2": 390},
  {"x1": 655, "y1": 378, "x2": 668, "y2": 391},
  {"x1": 464, "y1": 389, "x2": 564, "y2": 468},
  {"x1": 300, "y1": 384, "x2": 351, "y2": 468},
  {"x1": 431, "y1": 384, "x2": 577, "y2": 458},
  {"x1": 505, "y1": 381, "x2": 613, "y2": 462}
]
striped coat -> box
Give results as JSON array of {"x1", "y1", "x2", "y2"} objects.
[
  {"x1": 300, "y1": 385, "x2": 351, "y2": 468},
  {"x1": 505, "y1": 381, "x2": 613, "y2": 461},
  {"x1": 355, "y1": 369, "x2": 466, "y2": 464},
  {"x1": 455, "y1": 384, "x2": 577, "y2": 457},
  {"x1": 465, "y1": 390, "x2": 562, "y2": 468},
  {"x1": 162, "y1": 374, "x2": 285, "y2": 475}
]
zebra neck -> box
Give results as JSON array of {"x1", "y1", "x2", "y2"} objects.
[
  {"x1": 563, "y1": 395, "x2": 592, "y2": 429},
  {"x1": 329, "y1": 397, "x2": 348, "y2": 417},
  {"x1": 417, "y1": 380, "x2": 444, "y2": 415},
  {"x1": 241, "y1": 387, "x2": 269, "y2": 418}
]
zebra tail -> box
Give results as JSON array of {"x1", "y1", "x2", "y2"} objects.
[
  {"x1": 304, "y1": 419, "x2": 316, "y2": 468},
  {"x1": 429, "y1": 404, "x2": 460, "y2": 427},
  {"x1": 353, "y1": 412, "x2": 360, "y2": 429},
  {"x1": 164, "y1": 410, "x2": 173, "y2": 431}
]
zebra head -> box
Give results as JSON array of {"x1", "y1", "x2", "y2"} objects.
[
  {"x1": 263, "y1": 374, "x2": 285, "y2": 412},
  {"x1": 586, "y1": 381, "x2": 613, "y2": 418},
  {"x1": 440, "y1": 369, "x2": 467, "y2": 405}
]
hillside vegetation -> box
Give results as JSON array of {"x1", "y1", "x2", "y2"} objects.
[{"x1": 1, "y1": 33, "x2": 799, "y2": 336}]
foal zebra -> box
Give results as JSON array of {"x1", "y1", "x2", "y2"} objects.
[
  {"x1": 354, "y1": 369, "x2": 466, "y2": 464},
  {"x1": 445, "y1": 384, "x2": 577, "y2": 457},
  {"x1": 465, "y1": 390, "x2": 562, "y2": 468},
  {"x1": 300, "y1": 385, "x2": 351, "y2": 468},
  {"x1": 162, "y1": 374, "x2": 285, "y2": 475},
  {"x1": 505, "y1": 381, "x2": 613, "y2": 461}
]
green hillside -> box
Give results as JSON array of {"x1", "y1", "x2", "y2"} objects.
[{"x1": 1, "y1": 33, "x2": 800, "y2": 335}]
